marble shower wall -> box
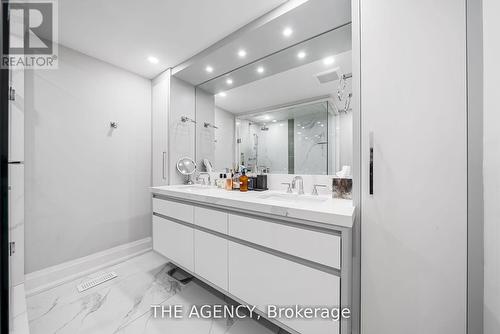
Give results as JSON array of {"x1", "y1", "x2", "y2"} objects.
[
  {"x1": 293, "y1": 110, "x2": 330, "y2": 175},
  {"x1": 235, "y1": 101, "x2": 349, "y2": 175}
]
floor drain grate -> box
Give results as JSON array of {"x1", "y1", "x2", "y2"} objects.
[{"x1": 77, "y1": 272, "x2": 117, "y2": 292}]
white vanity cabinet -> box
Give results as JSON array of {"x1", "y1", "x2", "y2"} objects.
[
  {"x1": 152, "y1": 193, "x2": 351, "y2": 334},
  {"x1": 228, "y1": 214, "x2": 342, "y2": 269},
  {"x1": 152, "y1": 215, "x2": 194, "y2": 271},
  {"x1": 193, "y1": 207, "x2": 228, "y2": 290},
  {"x1": 228, "y1": 241, "x2": 340, "y2": 334}
]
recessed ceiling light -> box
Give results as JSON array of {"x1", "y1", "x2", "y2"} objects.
[
  {"x1": 297, "y1": 51, "x2": 306, "y2": 59},
  {"x1": 283, "y1": 27, "x2": 293, "y2": 37},
  {"x1": 237, "y1": 49, "x2": 247, "y2": 58},
  {"x1": 257, "y1": 66, "x2": 265, "y2": 74},
  {"x1": 272, "y1": 119, "x2": 277, "y2": 123},
  {"x1": 263, "y1": 115, "x2": 271, "y2": 120},
  {"x1": 147, "y1": 56, "x2": 159, "y2": 64},
  {"x1": 226, "y1": 78, "x2": 233, "y2": 85},
  {"x1": 218, "y1": 92, "x2": 227, "y2": 97},
  {"x1": 323, "y1": 56, "x2": 335, "y2": 65},
  {"x1": 205, "y1": 66, "x2": 214, "y2": 73}
]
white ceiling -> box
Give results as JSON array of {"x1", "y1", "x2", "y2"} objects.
[
  {"x1": 215, "y1": 50, "x2": 352, "y2": 114},
  {"x1": 56, "y1": 0, "x2": 288, "y2": 78},
  {"x1": 173, "y1": 0, "x2": 351, "y2": 86},
  {"x1": 197, "y1": 23, "x2": 352, "y2": 94}
]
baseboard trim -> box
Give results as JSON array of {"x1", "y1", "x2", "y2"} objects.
[{"x1": 25, "y1": 237, "x2": 152, "y2": 297}]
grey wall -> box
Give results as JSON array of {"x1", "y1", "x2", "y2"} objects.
[
  {"x1": 483, "y1": 0, "x2": 500, "y2": 332},
  {"x1": 24, "y1": 45, "x2": 152, "y2": 273},
  {"x1": 214, "y1": 107, "x2": 235, "y2": 171}
]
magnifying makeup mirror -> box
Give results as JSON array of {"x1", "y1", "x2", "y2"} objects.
[{"x1": 176, "y1": 157, "x2": 197, "y2": 184}]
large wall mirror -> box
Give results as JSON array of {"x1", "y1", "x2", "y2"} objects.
[{"x1": 191, "y1": 0, "x2": 353, "y2": 177}]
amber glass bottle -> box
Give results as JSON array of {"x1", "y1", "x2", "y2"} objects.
[{"x1": 239, "y1": 170, "x2": 248, "y2": 192}]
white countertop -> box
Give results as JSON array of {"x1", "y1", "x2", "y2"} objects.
[{"x1": 151, "y1": 185, "x2": 355, "y2": 229}]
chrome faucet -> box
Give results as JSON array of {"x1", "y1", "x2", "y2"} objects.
[
  {"x1": 292, "y1": 176, "x2": 304, "y2": 195},
  {"x1": 197, "y1": 172, "x2": 211, "y2": 186}
]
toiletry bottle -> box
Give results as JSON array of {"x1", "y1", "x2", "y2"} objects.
[
  {"x1": 239, "y1": 170, "x2": 248, "y2": 192},
  {"x1": 232, "y1": 172, "x2": 240, "y2": 190},
  {"x1": 225, "y1": 173, "x2": 232, "y2": 190},
  {"x1": 218, "y1": 173, "x2": 224, "y2": 188}
]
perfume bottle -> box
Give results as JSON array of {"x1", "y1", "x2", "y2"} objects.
[{"x1": 225, "y1": 173, "x2": 233, "y2": 190}]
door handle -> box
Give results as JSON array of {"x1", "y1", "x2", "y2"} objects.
[
  {"x1": 369, "y1": 132, "x2": 374, "y2": 195},
  {"x1": 162, "y1": 152, "x2": 167, "y2": 180}
]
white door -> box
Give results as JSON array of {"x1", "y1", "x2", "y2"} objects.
[
  {"x1": 8, "y1": 164, "x2": 24, "y2": 287},
  {"x1": 360, "y1": 1, "x2": 467, "y2": 334},
  {"x1": 8, "y1": 66, "x2": 25, "y2": 289}
]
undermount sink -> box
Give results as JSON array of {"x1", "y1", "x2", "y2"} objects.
[
  {"x1": 171, "y1": 184, "x2": 215, "y2": 192},
  {"x1": 257, "y1": 193, "x2": 328, "y2": 203}
]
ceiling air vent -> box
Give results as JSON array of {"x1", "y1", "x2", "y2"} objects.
[{"x1": 316, "y1": 69, "x2": 339, "y2": 84}]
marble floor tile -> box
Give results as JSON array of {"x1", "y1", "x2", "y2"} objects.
[
  {"x1": 11, "y1": 284, "x2": 30, "y2": 334},
  {"x1": 116, "y1": 281, "x2": 277, "y2": 334},
  {"x1": 27, "y1": 251, "x2": 167, "y2": 322},
  {"x1": 27, "y1": 251, "x2": 279, "y2": 334}
]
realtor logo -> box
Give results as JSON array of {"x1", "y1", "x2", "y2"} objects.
[{"x1": 2, "y1": 0, "x2": 58, "y2": 69}]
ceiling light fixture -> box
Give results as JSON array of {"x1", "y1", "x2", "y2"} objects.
[
  {"x1": 297, "y1": 51, "x2": 306, "y2": 59},
  {"x1": 205, "y1": 66, "x2": 214, "y2": 73},
  {"x1": 147, "y1": 56, "x2": 159, "y2": 64},
  {"x1": 237, "y1": 49, "x2": 247, "y2": 58},
  {"x1": 272, "y1": 119, "x2": 277, "y2": 123},
  {"x1": 226, "y1": 78, "x2": 233, "y2": 85},
  {"x1": 283, "y1": 27, "x2": 293, "y2": 37},
  {"x1": 323, "y1": 56, "x2": 335, "y2": 65},
  {"x1": 257, "y1": 66, "x2": 265, "y2": 74}
]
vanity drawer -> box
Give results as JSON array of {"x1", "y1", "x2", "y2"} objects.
[
  {"x1": 194, "y1": 230, "x2": 228, "y2": 290},
  {"x1": 194, "y1": 207, "x2": 227, "y2": 234},
  {"x1": 228, "y1": 242, "x2": 340, "y2": 334},
  {"x1": 153, "y1": 198, "x2": 193, "y2": 224},
  {"x1": 153, "y1": 215, "x2": 194, "y2": 271},
  {"x1": 229, "y1": 214, "x2": 341, "y2": 269}
]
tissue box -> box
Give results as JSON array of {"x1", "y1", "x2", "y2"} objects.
[{"x1": 332, "y1": 178, "x2": 352, "y2": 199}]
